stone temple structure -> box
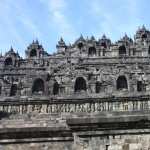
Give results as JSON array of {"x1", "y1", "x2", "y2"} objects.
[{"x1": 1, "y1": 26, "x2": 150, "y2": 149}]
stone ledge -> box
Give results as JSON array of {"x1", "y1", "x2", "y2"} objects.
[
  {"x1": 0, "y1": 126, "x2": 72, "y2": 140},
  {"x1": 0, "y1": 137, "x2": 74, "y2": 144},
  {"x1": 66, "y1": 114, "x2": 150, "y2": 132},
  {"x1": 67, "y1": 114, "x2": 150, "y2": 125}
]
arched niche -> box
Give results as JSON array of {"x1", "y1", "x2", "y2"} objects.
[
  {"x1": 101, "y1": 42, "x2": 107, "y2": 48},
  {"x1": 137, "y1": 81, "x2": 145, "y2": 92},
  {"x1": 10, "y1": 84, "x2": 17, "y2": 96},
  {"x1": 0, "y1": 85, "x2": 2, "y2": 95},
  {"x1": 141, "y1": 33, "x2": 147, "y2": 39},
  {"x1": 117, "y1": 76, "x2": 128, "y2": 90},
  {"x1": 148, "y1": 46, "x2": 150, "y2": 55},
  {"x1": 53, "y1": 81, "x2": 59, "y2": 95},
  {"x1": 119, "y1": 45, "x2": 126, "y2": 55},
  {"x1": 32, "y1": 78, "x2": 45, "y2": 94},
  {"x1": 30, "y1": 49, "x2": 37, "y2": 57},
  {"x1": 88, "y1": 47, "x2": 96, "y2": 56},
  {"x1": 74, "y1": 77, "x2": 86, "y2": 92},
  {"x1": 95, "y1": 81, "x2": 101, "y2": 93},
  {"x1": 78, "y1": 42, "x2": 84, "y2": 49},
  {"x1": 4, "y1": 57, "x2": 13, "y2": 66},
  {"x1": 137, "y1": 81, "x2": 142, "y2": 92}
]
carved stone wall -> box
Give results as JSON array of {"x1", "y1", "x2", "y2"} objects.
[
  {"x1": 0, "y1": 26, "x2": 150, "y2": 149},
  {"x1": 0, "y1": 26, "x2": 150, "y2": 98},
  {"x1": 1, "y1": 135, "x2": 150, "y2": 150}
]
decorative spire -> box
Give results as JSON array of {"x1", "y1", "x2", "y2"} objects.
[
  {"x1": 102, "y1": 34, "x2": 106, "y2": 39},
  {"x1": 119, "y1": 33, "x2": 133, "y2": 43},
  {"x1": 0, "y1": 51, "x2": 2, "y2": 57},
  {"x1": 35, "y1": 39, "x2": 39, "y2": 44},
  {"x1": 122, "y1": 33, "x2": 128, "y2": 40},
  {"x1": 68, "y1": 43, "x2": 72, "y2": 47},
  {"x1": 75, "y1": 34, "x2": 86, "y2": 44},
  {"x1": 10, "y1": 46, "x2": 14, "y2": 52},
  {"x1": 32, "y1": 40, "x2": 35, "y2": 44},
  {"x1": 58, "y1": 37, "x2": 66, "y2": 45},
  {"x1": 142, "y1": 25, "x2": 146, "y2": 30},
  {"x1": 124, "y1": 33, "x2": 128, "y2": 37},
  {"x1": 60, "y1": 37, "x2": 64, "y2": 42},
  {"x1": 59, "y1": 37, "x2": 65, "y2": 44},
  {"x1": 91, "y1": 35, "x2": 95, "y2": 41},
  {"x1": 57, "y1": 37, "x2": 66, "y2": 48},
  {"x1": 79, "y1": 34, "x2": 84, "y2": 41}
]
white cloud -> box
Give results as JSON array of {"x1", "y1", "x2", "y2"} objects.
[
  {"x1": 19, "y1": 15, "x2": 42, "y2": 38},
  {"x1": 40, "y1": 0, "x2": 77, "y2": 42},
  {"x1": 0, "y1": 0, "x2": 44, "y2": 57},
  {"x1": 0, "y1": 0, "x2": 24, "y2": 49},
  {"x1": 88, "y1": 0, "x2": 142, "y2": 41},
  {"x1": 12, "y1": 1, "x2": 43, "y2": 39},
  {"x1": 0, "y1": 0, "x2": 42, "y2": 39},
  {"x1": 48, "y1": 0, "x2": 66, "y2": 12}
]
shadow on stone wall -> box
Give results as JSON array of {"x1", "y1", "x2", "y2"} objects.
[{"x1": 0, "y1": 111, "x2": 11, "y2": 119}]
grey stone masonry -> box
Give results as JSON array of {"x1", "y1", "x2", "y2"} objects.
[
  {"x1": 1, "y1": 26, "x2": 150, "y2": 149},
  {"x1": 1, "y1": 26, "x2": 150, "y2": 98}
]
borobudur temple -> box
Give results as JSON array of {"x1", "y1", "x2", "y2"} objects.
[{"x1": 0, "y1": 26, "x2": 150, "y2": 149}]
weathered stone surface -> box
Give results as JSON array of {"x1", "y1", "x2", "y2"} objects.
[
  {"x1": 0, "y1": 135, "x2": 150, "y2": 150},
  {"x1": 0, "y1": 26, "x2": 150, "y2": 149}
]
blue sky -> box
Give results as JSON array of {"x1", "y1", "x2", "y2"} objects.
[{"x1": 0, "y1": 0, "x2": 149, "y2": 57}]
